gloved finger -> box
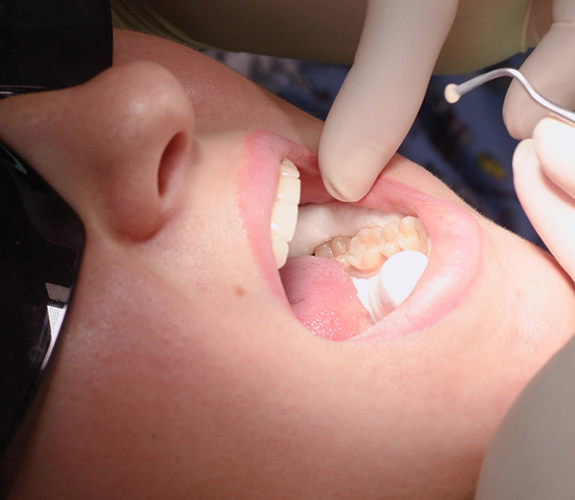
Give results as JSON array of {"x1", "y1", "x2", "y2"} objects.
[
  {"x1": 318, "y1": 0, "x2": 458, "y2": 202},
  {"x1": 533, "y1": 117, "x2": 575, "y2": 199},
  {"x1": 503, "y1": 0, "x2": 575, "y2": 139},
  {"x1": 512, "y1": 136, "x2": 575, "y2": 282}
]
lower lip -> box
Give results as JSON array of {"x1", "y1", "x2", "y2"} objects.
[{"x1": 352, "y1": 176, "x2": 483, "y2": 340}]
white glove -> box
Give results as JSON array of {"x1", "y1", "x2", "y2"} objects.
[
  {"x1": 320, "y1": 0, "x2": 575, "y2": 201},
  {"x1": 512, "y1": 117, "x2": 575, "y2": 281},
  {"x1": 111, "y1": 0, "x2": 575, "y2": 201}
]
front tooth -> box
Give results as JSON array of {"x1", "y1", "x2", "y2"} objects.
[
  {"x1": 271, "y1": 199, "x2": 299, "y2": 242},
  {"x1": 276, "y1": 174, "x2": 301, "y2": 204},
  {"x1": 272, "y1": 236, "x2": 289, "y2": 268},
  {"x1": 271, "y1": 160, "x2": 301, "y2": 268}
]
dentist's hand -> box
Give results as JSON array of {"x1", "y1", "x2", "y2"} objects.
[
  {"x1": 512, "y1": 117, "x2": 575, "y2": 281},
  {"x1": 111, "y1": 0, "x2": 575, "y2": 200},
  {"x1": 318, "y1": 0, "x2": 458, "y2": 201},
  {"x1": 320, "y1": 0, "x2": 575, "y2": 201},
  {"x1": 473, "y1": 116, "x2": 575, "y2": 500}
]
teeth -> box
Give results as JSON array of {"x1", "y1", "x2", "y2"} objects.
[
  {"x1": 397, "y1": 216, "x2": 429, "y2": 253},
  {"x1": 348, "y1": 227, "x2": 385, "y2": 271},
  {"x1": 313, "y1": 215, "x2": 430, "y2": 275},
  {"x1": 271, "y1": 200, "x2": 299, "y2": 241},
  {"x1": 271, "y1": 160, "x2": 301, "y2": 268},
  {"x1": 331, "y1": 236, "x2": 351, "y2": 257}
]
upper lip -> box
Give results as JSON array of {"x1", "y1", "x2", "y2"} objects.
[{"x1": 237, "y1": 130, "x2": 483, "y2": 340}]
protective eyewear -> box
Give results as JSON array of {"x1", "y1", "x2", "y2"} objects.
[{"x1": 0, "y1": 0, "x2": 112, "y2": 496}]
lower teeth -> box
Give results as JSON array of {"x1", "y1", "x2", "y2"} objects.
[
  {"x1": 313, "y1": 215, "x2": 429, "y2": 276},
  {"x1": 313, "y1": 215, "x2": 430, "y2": 323}
]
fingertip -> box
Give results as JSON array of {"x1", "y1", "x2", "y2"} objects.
[
  {"x1": 319, "y1": 150, "x2": 389, "y2": 203},
  {"x1": 512, "y1": 139, "x2": 542, "y2": 203},
  {"x1": 512, "y1": 139, "x2": 537, "y2": 173},
  {"x1": 533, "y1": 117, "x2": 575, "y2": 160},
  {"x1": 322, "y1": 175, "x2": 367, "y2": 203},
  {"x1": 533, "y1": 117, "x2": 575, "y2": 198}
]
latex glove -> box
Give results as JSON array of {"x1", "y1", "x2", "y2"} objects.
[
  {"x1": 320, "y1": 0, "x2": 575, "y2": 201},
  {"x1": 475, "y1": 330, "x2": 575, "y2": 500},
  {"x1": 111, "y1": 0, "x2": 575, "y2": 200},
  {"x1": 319, "y1": 0, "x2": 458, "y2": 201},
  {"x1": 473, "y1": 117, "x2": 575, "y2": 500},
  {"x1": 512, "y1": 117, "x2": 575, "y2": 281}
]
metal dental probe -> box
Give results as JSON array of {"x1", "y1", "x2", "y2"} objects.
[{"x1": 444, "y1": 67, "x2": 575, "y2": 126}]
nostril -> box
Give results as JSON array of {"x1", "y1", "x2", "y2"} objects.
[{"x1": 158, "y1": 132, "x2": 188, "y2": 197}]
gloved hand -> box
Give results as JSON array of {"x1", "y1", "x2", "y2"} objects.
[
  {"x1": 320, "y1": 0, "x2": 575, "y2": 201},
  {"x1": 472, "y1": 117, "x2": 575, "y2": 500},
  {"x1": 511, "y1": 116, "x2": 575, "y2": 281},
  {"x1": 111, "y1": 0, "x2": 575, "y2": 201}
]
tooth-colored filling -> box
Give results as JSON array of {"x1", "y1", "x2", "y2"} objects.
[
  {"x1": 313, "y1": 216, "x2": 429, "y2": 276},
  {"x1": 271, "y1": 160, "x2": 301, "y2": 268}
]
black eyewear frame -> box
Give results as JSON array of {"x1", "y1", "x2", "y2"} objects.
[{"x1": 0, "y1": 0, "x2": 112, "y2": 496}]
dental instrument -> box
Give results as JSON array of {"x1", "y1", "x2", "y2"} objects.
[{"x1": 444, "y1": 68, "x2": 575, "y2": 126}]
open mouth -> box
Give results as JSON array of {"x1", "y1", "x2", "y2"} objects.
[
  {"x1": 240, "y1": 131, "x2": 483, "y2": 342},
  {"x1": 280, "y1": 200, "x2": 431, "y2": 341}
]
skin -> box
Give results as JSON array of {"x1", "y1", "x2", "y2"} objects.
[{"x1": 1, "y1": 30, "x2": 575, "y2": 499}]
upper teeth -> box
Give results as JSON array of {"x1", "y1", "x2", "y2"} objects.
[{"x1": 271, "y1": 159, "x2": 301, "y2": 268}]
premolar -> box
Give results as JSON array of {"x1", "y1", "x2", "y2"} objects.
[
  {"x1": 271, "y1": 160, "x2": 301, "y2": 268},
  {"x1": 313, "y1": 215, "x2": 429, "y2": 276}
]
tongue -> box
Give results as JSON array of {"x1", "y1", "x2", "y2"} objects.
[{"x1": 279, "y1": 256, "x2": 372, "y2": 341}]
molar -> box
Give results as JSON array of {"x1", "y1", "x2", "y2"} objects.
[
  {"x1": 348, "y1": 227, "x2": 385, "y2": 271},
  {"x1": 311, "y1": 215, "x2": 430, "y2": 275}
]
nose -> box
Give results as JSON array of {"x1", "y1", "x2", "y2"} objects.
[{"x1": 0, "y1": 61, "x2": 195, "y2": 240}]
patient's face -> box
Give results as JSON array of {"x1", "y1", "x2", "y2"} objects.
[{"x1": 3, "y1": 30, "x2": 575, "y2": 500}]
